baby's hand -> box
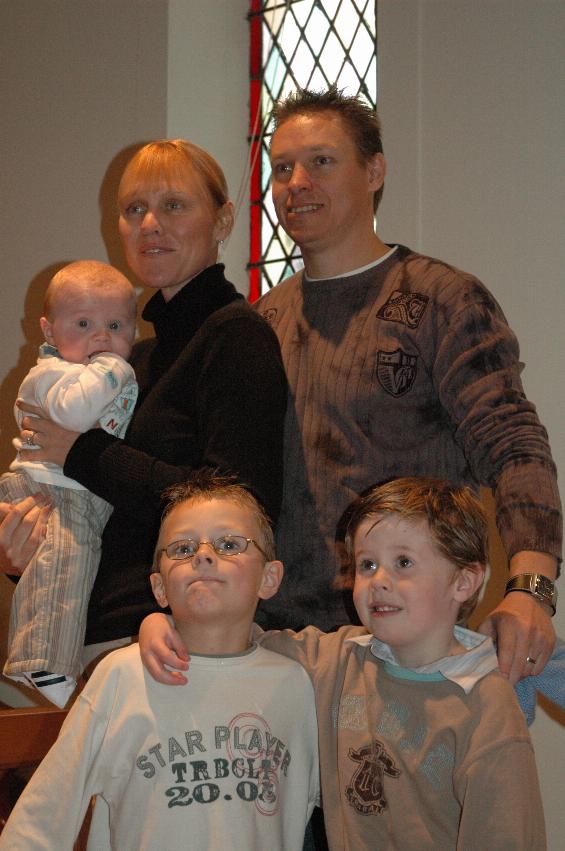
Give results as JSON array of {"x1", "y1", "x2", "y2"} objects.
[{"x1": 138, "y1": 613, "x2": 189, "y2": 685}]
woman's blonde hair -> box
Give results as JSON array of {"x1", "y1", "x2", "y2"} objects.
[{"x1": 119, "y1": 139, "x2": 229, "y2": 211}]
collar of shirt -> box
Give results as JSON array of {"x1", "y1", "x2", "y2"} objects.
[
  {"x1": 304, "y1": 245, "x2": 398, "y2": 282},
  {"x1": 39, "y1": 342, "x2": 61, "y2": 359},
  {"x1": 347, "y1": 626, "x2": 499, "y2": 694}
]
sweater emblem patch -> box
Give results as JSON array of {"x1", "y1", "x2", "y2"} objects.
[
  {"x1": 345, "y1": 739, "x2": 401, "y2": 815},
  {"x1": 261, "y1": 308, "x2": 278, "y2": 324},
  {"x1": 377, "y1": 291, "x2": 429, "y2": 328},
  {"x1": 377, "y1": 349, "x2": 417, "y2": 397}
]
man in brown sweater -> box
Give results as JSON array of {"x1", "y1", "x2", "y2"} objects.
[{"x1": 256, "y1": 87, "x2": 561, "y2": 686}]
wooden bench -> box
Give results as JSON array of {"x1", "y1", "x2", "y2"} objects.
[
  {"x1": 0, "y1": 705, "x2": 91, "y2": 848},
  {"x1": 0, "y1": 705, "x2": 66, "y2": 769}
]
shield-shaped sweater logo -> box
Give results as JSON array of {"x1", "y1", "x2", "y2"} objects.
[{"x1": 377, "y1": 349, "x2": 417, "y2": 397}]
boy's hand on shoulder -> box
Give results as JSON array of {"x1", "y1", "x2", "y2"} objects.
[
  {"x1": 478, "y1": 592, "x2": 556, "y2": 685},
  {"x1": 138, "y1": 613, "x2": 189, "y2": 685}
]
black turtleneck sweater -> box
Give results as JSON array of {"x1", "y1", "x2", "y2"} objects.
[{"x1": 64, "y1": 265, "x2": 287, "y2": 644}]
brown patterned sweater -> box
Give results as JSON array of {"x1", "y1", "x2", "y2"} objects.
[{"x1": 256, "y1": 246, "x2": 561, "y2": 631}]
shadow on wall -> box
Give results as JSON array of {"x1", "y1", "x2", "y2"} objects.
[
  {"x1": 98, "y1": 140, "x2": 161, "y2": 338},
  {"x1": 0, "y1": 264, "x2": 61, "y2": 473},
  {"x1": 98, "y1": 142, "x2": 138, "y2": 276}
]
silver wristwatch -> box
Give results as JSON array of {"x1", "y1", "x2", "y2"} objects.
[{"x1": 505, "y1": 573, "x2": 558, "y2": 616}]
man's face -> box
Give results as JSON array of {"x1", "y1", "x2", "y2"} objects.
[
  {"x1": 270, "y1": 111, "x2": 383, "y2": 264},
  {"x1": 150, "y1": 497, "x2": 281, "y2": 631}
]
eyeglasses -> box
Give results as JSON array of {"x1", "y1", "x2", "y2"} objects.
[{"x1": 158, "y1": 535, "x2": 268, "y2": 562}]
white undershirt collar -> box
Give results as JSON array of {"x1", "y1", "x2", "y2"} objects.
[
  {"x1": 347, "y1": 626, "x2": 499, "y2": 694},
  {"x1": 304, "y1": 245, "x2": 398, "y2": 282}
]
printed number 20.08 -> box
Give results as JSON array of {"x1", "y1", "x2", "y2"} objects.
[{"x1": 166, "y1": 782, "x2": 259, "y2": 807}]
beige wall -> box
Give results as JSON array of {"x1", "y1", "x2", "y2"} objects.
[{"x1": 0, "y1": 0, "x2": 563, "y2": 844}]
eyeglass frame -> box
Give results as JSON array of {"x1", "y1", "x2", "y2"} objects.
[{"x1": 156, "y1": 534, "x2": 269, "y2": 566}]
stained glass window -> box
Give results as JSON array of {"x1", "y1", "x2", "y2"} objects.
[{"x1": 248, "y1": 0, "x2": 377, "y2": 299}]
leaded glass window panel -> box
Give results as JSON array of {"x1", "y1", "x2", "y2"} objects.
[{"x1": 248, "y1": 0, "x2": 377, "y2": 299}]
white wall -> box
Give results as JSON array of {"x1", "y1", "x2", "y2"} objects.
[{"x1": 378, "y1": 2, "x2": 564, "y2": 847}]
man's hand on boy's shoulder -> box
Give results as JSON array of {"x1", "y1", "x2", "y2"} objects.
[
  {"x1": 138, "y1": 612, "x2": 189, "y2": 685},
  {"x1": 478, "y1": 591, "x2": 555, "y2": 685}
]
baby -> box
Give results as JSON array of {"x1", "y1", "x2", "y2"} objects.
[{"x1": 1, "y1": 260, "x2": 138, "y2": 706}]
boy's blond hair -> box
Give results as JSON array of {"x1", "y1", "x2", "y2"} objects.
[
  {"x1": 153, "y1": 469, "x2": 276, "y2": 572},
  {"x1": 344, "y1": 477, "x2": 488, "y2": 624}
]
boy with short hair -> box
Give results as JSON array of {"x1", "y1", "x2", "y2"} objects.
[
  {"x1": 1, "y1": 259, "x2": 138, "y2": 706},
  {"x1": 0, "y1": 471, "x2": 319, "y2": 850},
  {"x1": 141, "y1": 477, "x2": 546, "y2": 850}
]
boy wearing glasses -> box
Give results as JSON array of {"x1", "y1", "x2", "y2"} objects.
[{"x1": 0, "y1": 471, "x2": 319, "y2": 851}]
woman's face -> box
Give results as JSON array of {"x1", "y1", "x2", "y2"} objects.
[{"x1": 118, "y1": 167, "x2": 230, "y2": 301}]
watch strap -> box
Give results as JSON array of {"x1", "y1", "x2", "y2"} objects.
[{"x1": 505, "y1": 573, "x2": 557, "y2": 616}]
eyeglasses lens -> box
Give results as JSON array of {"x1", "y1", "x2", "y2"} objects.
[{"x1": 165, "y1": 536, "x2": 248, "y2": 559}]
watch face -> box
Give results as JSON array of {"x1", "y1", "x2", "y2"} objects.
[
  {"x1": 535, "y1": 575, "x2": 555, "y2": 597},
  {"x1": 532, "y1": 575, "x2": 558, "y2": 610}
]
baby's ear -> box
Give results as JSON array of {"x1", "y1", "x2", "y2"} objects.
[
  {"x1": 452, "y1": 563, "x2": 485, "y2": 603},
  {"x1": 39, "y1": 316, "x2": 54, "y2": 345},
  {"x1": 150, "y1": 572, "x2": 169, "y2": 609},
  {"x1": 258, "y1": 560, "x2": 284, "y2": 601}
]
